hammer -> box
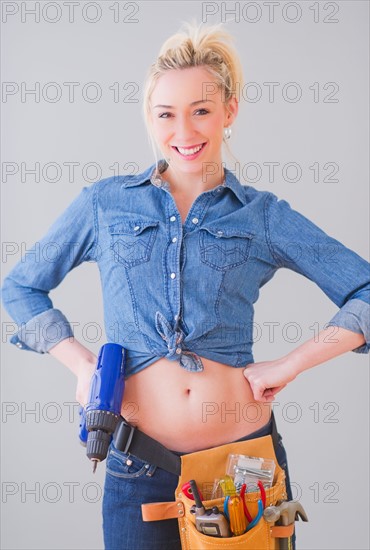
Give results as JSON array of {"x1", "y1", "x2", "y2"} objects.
[{"x1": 263, "y1": 501, "x2": 308, "y2": 550}]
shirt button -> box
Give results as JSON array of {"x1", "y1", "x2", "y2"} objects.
[
  {"x1": 172, "y1": 237, "x2": 177, "y2": 243},
  {"x1": 192, "y1": 217, "x2": 199, "y2": 224},
  {"x1": 217, "y1": 231, "x2": 223, "y2": 236},
  {"x1": 176, "y1": 347, "x2": 182, "y2": 355},
  {"x1": 134, "y1": 225, "x2": 140, "y2": 231},
  {"x1": 170, "y1": 272, "x2": 176, "y2": 279},
  {"x1": 16, "y1": 342, "x2": 23, "y2": 348},
  {"x1": 170, "y1": 215, "x2": 176, "y2": 222}
]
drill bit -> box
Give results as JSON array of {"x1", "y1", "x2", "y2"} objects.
[{"x1": 92, "y1": 459, "x2": 98, "y2": 473}]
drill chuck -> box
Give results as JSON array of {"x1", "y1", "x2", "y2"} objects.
[
  {"x1": 86, "y1": 430, "x2": 112, "y2": 463},
  {"x1": 85, "y1": 410, "x2": 121, "y2": 464}
]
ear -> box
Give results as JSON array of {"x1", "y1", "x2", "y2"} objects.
[{"x1": 224, "y1": 96, "x2": 239, "y2": 125}]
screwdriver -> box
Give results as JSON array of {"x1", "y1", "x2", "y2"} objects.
[
  {"x1": 227, "y1": 494, "x2": 247, "y2": 536},
  {"x1": 219, "y1": 475, "x2": 237, "y2": 497}
]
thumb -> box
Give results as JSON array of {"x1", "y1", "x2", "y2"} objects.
[{"x1": 264, "y1": 385, "x2": 286, "y2": 398}]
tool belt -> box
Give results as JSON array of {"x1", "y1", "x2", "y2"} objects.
[
  {"x1": 113, "y1": 416, "x2": 182, "y2": 475},
  {"x1": 114, "y1": 416, "x2": 307, "y2": 549}
]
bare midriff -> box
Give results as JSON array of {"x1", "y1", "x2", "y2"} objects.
[{"x1": 120, "y1": 357, "x2": 271, "y2": 453}]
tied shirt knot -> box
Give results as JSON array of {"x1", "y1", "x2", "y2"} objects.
[{"x1": 154, "y1": 311, "x2": 204, "y2": 372}]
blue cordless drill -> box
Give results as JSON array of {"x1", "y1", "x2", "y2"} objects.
[{"x1": 79, "y1": 343, "x2": 126, "y2": 472}]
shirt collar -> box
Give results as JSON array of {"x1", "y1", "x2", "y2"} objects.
[{"x1": 121, "y1": 158, "x2": 247, "y2": 206}]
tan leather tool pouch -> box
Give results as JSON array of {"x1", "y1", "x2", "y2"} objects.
[{"x1": 142, "y1": 434, "x2": 302, "y2": 549}]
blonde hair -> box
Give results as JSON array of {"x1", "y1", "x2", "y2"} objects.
[{"x1": 141, "y1": 19, "x2": 244, "y2": 169}]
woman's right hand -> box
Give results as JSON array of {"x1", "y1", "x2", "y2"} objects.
[{"x1": 47, "y1": 337, "x2": 98, "y2": 406}]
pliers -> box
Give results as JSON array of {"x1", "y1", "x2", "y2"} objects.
[{"x1": 239, "y1": 481, "x2": 266, "y2": 527}]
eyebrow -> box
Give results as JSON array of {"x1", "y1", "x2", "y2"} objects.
[{"x1": 153, "y1": 99, "x2": 215, "y2": 109}]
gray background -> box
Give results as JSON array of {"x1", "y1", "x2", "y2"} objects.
[{"x1": 1, "y1": 1, "x2": 369, "y2": 549}]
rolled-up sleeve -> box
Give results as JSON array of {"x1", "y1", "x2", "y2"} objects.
[
  {"x1": 265, "y1": 192, "x2": 370, "y2": 354},
  {"x1": 1, "y1": 183, "x2": 99, "y2": 354}
]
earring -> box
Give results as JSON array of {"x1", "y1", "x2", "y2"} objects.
[{"x1": 223, "y1": 126, "x2": 232, "y2": 140}]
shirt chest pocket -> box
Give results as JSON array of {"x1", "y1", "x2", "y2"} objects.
[
  {"x1": 109, "y1": 219, "x2": 159, "y2": 268},
  {"x1": 199, "y1": 226, "x2": 255, "y2": 271}
]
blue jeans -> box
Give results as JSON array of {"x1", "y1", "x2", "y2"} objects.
[{"x1": 102, "y1": 417, "x2": 296, "y2": 550}]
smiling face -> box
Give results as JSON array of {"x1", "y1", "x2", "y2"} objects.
[{"x1": 149, "y1": 66, "x2": 238, "y2": 179}]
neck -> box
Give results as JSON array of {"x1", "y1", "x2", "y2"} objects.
[{"x1": 161, "y1": 162, "x2": 225, "y2": 196}]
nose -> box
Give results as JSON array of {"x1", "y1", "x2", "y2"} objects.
[{"x1": 174, "y1": 114, "x2": 197, "y2": 143}]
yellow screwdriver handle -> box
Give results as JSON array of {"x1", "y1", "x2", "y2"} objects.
[
  {"x1": 228, "y1": 495, "x2": 247, "y2": 536},
  {"x1": 219, "y1": 475, "x2": 237, "y2": 497}
]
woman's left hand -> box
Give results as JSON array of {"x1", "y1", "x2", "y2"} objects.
[{"x1": 243, "y1": 358, "x2": 297, "y2": 402}]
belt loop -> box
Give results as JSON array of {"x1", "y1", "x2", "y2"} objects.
[{"x1": 146, "y1": 464, "x2": 157, "y2": 477}]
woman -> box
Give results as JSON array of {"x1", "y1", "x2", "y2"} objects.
[{"x1": 1, "y1": 21, "x2": 369, "y2": 550}]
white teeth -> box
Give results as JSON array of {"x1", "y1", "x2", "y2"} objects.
[{"x1": 176, "y1": 144, "x2": 204, "y2": 156}]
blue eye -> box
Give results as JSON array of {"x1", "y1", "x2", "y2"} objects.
[
  {"x1": 158, "y1": 112, "x2": 172, "y2": 119},
  {"x1": 195, "y1": 109, "x2": 209, "y2": 115}
]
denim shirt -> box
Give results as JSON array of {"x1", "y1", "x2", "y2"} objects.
[{"x1": 1, "y1": 158, "x2": 369, "y2": 378}]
